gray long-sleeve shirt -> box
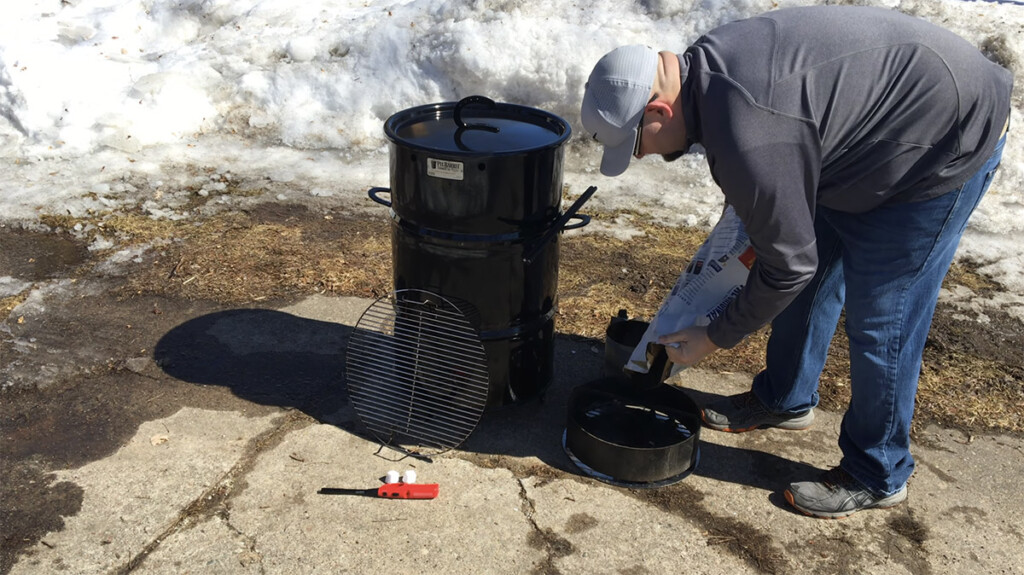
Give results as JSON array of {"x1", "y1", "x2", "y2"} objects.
[{"x1": 679, "y1": 5, "x2": 1013, "y2": 349}]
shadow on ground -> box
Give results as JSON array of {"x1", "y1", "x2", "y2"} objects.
[
  {"x1": 154, "y1": 309, "x2": 821, "y2": 500},
  {"x1": 154, "y1": 309, "x2": 352, "y2": 422}
]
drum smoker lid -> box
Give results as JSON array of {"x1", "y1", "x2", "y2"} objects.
[{"x1": 384, "y1": 95, "x2": 571, "y2": 155}]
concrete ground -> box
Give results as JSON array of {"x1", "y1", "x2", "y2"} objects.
[{"x1": 3, "y1": 290, "x2": 1023, "y2": 575}]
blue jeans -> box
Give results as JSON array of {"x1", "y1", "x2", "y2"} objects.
[{"x1": 752, "y1": 135, "x2": 1006, "y2": 496}]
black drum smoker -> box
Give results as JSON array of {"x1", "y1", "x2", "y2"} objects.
[{"x1": 364, "y1": 96, "x2": 594, "y2": 418}]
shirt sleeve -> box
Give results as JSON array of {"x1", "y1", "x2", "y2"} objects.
[{"x1": 699, "y1": 81, "x2": 821, "y2": 349}]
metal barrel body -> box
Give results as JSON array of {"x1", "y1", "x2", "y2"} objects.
[
  {"x1": 389, "y1": 214, "x2": 559, "y2": 407},
  {"x1": 380, "y1": 97, "x2": 581, "y2": 408}
]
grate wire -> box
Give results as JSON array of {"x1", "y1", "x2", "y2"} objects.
[{"x1": 345, "y1": 290, "x2": 490, "y2": 456}]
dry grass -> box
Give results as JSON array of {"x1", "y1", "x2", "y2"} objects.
[
  {"x1": 1, "y1": 294, "x2": 29, "y2": 317},
  {"x1": 558, "y1": 210, "x2": 706, "y2": 338},
  {"x1": 44, "y1": 203, "x2": 394, "y2": 304},
  {"x1": 121, "y1": 213, "x2": 386, "y2": 304},
  {"x1": 917, "y1": 349, "x2": 1024, "y2": 431},
  {"x1": 29, "y1": 200, "x2": 1024, "y2": 435}
]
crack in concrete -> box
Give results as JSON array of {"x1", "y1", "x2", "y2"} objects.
[
  {"x1": 516, "y1": 478, "x2": 575, "y2": 575},
  {"x1": 220, "y1": 515, "x2": 266, "y2": 575},
  {"x1": 111, "y1": 409, "x2": 312, "y2": 574}
]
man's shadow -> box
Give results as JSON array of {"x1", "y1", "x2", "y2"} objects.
[{"x1": 154, "y1": 309, "x2": 822, "y2": 499}]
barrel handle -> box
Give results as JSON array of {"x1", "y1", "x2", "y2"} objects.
[
  {"x1": 523, "y1": 186, "x2": 597, "y2": 264},
  {"x1": 454, "y1": 96, "x2": 500, "y2": 133},
  {"x1": 368, "y1": 187, "x2": 392, "y2": 207},
  {"x1": 561, "y1": 214, "x2": 591, "y2": 231}
]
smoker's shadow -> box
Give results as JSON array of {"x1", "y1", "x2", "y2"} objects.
[
  {"x1": 153, "y1": 309, "x2": 352, "y2": 422},
  {"x1": 154, "y1": 310, "x2": 816, "y2": 494}
]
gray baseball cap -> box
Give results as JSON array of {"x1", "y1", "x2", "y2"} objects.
[{"x1": 581, "y1": 45, "x2": 659, "y2": 177}]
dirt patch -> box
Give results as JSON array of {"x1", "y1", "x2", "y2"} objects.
[
  {"x1": 636, "y1": 484, "x2": 787, "y2": 574},
  {"x1": 564, "y1": 512, "x2": 599, "y2": 534},
  {"x1": 883, "y1": 512, "x2": 932, "y2": 575},
  {"x1": 779, "y1": 507, "x2": 933, "y2": 575},
  {"x1": 0, "y1": 464, "x2": 83, "y2": 574},
  {"x1": 527, "y1": 527, "x2": 576, "y2": 575},
  {"x1": 0, "y1": 225, "x2": 90, "y2": 282}
]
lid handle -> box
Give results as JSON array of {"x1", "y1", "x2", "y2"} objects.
[{"x1": 454, "y1": 96, "x2": 500, "y2": 133}]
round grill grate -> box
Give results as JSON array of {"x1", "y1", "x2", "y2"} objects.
[{"x1": 345, "y1": 290, "x2": 490, "y2": 456}]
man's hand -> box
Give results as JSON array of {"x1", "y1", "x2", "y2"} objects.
[{"x1": 658, "y1": 325, "x2": 720, "y2": 367}]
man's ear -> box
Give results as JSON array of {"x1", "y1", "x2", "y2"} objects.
[{"x1": 646, "y1": 99, "x2": 674, "y2": 119}]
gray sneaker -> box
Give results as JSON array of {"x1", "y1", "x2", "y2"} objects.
[
  {"x1": 701, "y1": 391, "x2": 814, "y2": 432},
  {"x1": 785, "y1": 467, "x2": 908, "y2": 519}
]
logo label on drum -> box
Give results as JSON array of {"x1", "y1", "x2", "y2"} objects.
[{"x1": 427, "y1": 158, "x2": 464, "y2": 181}]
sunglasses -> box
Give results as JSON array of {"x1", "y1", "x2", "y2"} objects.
[{"x1": 633, "y1": 94, "x2": 658, "y2": 158}]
